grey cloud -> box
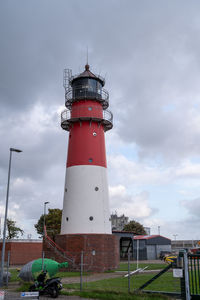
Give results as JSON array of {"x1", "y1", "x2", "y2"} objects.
[
  {"x1": 1, "y1": 0, "x2": 200, "y2": 237},
  {"x1": 181, "y1": 197, "x2": 200, "y2": 218}
]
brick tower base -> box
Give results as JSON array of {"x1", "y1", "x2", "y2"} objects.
[{"x1": 43, "y1": 234, "x2": 119, "y2": 272}]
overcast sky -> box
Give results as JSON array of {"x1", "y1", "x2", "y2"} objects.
[{"x1": 1, "y1": 0, "x2": 200, "y2": 241}]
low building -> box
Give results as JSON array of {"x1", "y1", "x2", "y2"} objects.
[
  {"x1": 0, "y1": 239, "x2": 42, "y2": 265},
  {"x1": 171, "y1": 240, "x2": 199, "y2": 253},
  {"x1": 133, "y1": 235, "x2": 171, "y2": 260}
]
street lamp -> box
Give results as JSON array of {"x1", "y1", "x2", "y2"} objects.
[
  {"x1": 173, "y1": 234, "x2": 178, "y2": 241},
  {"x1": 43, "y1": 201, "x2": 49, "y2": 237},
  {"x1": 42, "y1": 201, "x2": 49, "y2": 271},
  {"x1": 0, "y1": 148, "x2": 22, "y2": 287}
]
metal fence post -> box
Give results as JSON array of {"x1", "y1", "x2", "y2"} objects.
[
  {"x1": 6, "y1": 251, "x2": 10, "y2": 287},
  {"x1": 179, "y1": 250, "x2": 190, "y2": 300},
  {"x1": 42, "y1": 251, "x2": 45, "y2": 271},
  {"x1": 128, "y1": 251, "x2": 130, "y2": 293},
  {"x1": 183, "y1": 250, "x2": 190, "y2": 300},
  {"x1": 136, "y1": 239, "x2": 139, "y2": 269},
  {"x1": 80, "y1": 251, "x2": 83, "y2": 291}
]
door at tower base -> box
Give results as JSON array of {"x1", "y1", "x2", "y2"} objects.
[{"x1": 61, "y1": 165, "x2": 111, "y2": 234}]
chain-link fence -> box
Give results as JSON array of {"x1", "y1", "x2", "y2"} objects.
[
  {"x1": 61, "y1": 251, "x2": 182, "y2": 297},
  {"x1": 1, "y1": 251, "x2": 186, "y2": 299}
]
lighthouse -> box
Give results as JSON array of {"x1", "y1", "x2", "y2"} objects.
[
  {"x1": 50, "y1": 64, "x2": 119, "y2": 271},
  {"x1": 61, "y1": 64, "x2": 112, "y2": 235}
]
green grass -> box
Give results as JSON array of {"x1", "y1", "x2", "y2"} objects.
[
  {"x1": 63, "y1": 272, "x2": 180, "y2": 293},
  {"x1": 15, "y1": 282, "x2": 171, "y2": 300},
  {"x1": 8, "y1": 269, "x2": 89, "y2": 282},
  {"x1": 56, "y1": 271, "x2": 89, "y2": 277},
  {"x1": 8, "y1": 264, "x2": 181, "y2": 298},
  {"x1": 62, "y1": 290, "x2": 171, "y2": 300},
  {"x1": 8, "y1": 262, "x2": 165, "y2": 283},
  {"x1": 117, "y1": 262, "x2": 166, "y2": 272},
  {"x1": 9, "y1": 269, "x2": 21, "y2": 282}
]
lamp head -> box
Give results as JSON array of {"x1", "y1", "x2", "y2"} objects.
[{"x1": 10, "y1": 148, "x2": 22, "y2": 153}]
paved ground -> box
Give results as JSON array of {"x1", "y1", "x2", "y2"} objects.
[
  {"x1": 61, "y1": 271, "x2": 124, "y2": 284},
  {"x1": 3, "y1": 292, "x2": 94, "y2": 299}
]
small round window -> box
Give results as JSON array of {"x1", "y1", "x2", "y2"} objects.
[
  {"x1": 89, "y1": 158, "x2": 93, "y2": 163},
  {"x1": 95, "y1": 187, "x2": 99, "y2": 191},
  {"x1": 88, "y1": 107, "x2": 92, "y2": 111},
  {"x1": 66, "y1": 217, "x2": 69, "y2": 221},
  {"x1": 93, "y1": 132, "x2": 97, "y2": 136},
  {"x1": 89, "y1": 216, "x2": 94, "y2": 221}
]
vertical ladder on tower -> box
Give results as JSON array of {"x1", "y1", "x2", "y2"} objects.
[{"x1": 63, "y1": 69, "x2": 72, "y2": 91}]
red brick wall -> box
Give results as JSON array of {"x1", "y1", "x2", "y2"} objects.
[
  {"x1": 0, "y1": 241, "x2": 42, "y2": 265},
  {"x1": 44, "y1": 234, "x2": 120, "y2": 272}
]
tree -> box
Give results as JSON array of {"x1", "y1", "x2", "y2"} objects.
[
  {"x1": 6, "y1": 219, "x2": 24, "y2": 239},
  {"x1": 34, "y1": 208, "x2": 62, "y2": 241},
  {"x1": 123, "y1": 220, "x2": 147, "y2": 235}
]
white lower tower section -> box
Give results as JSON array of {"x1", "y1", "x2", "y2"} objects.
[{"x1": 61, "y1": 165, "x2": 112, "y2": 234}]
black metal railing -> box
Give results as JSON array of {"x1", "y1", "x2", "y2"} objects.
[
  {"x1": 188, "y1": 253, "x2": 200, "y2": 297},
  {"x1": 65, "y1": 86, "x2": 109, "y2": 110},
  {"x1": 61, "y1": 108, "x2": 113, "y2": 132}
]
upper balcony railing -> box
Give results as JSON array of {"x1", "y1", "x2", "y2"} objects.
[
  {"x1": 65, "y1": 86, "x2": 109, "y2": 110},
  {"x1": 61, "y1": 108, "x2": 113, "y2": 132}
]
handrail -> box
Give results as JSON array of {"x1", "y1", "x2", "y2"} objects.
[
  {"x1": 61, "y1": 108, "x2": 113, "y2": 124},
  {"x1": 65, "y1": 86, "x2": 109, "y2": 109},
  {"x1": 44, "y1": 226, "x2": 74, "y2": 264}
]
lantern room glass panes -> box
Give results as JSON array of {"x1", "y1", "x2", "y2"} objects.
[{"x1": 72, "y1": 78, "x2": 102, "y2": 99}]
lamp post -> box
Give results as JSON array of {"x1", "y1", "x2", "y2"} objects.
[
  {"x1": 173, "y1": 234, "x2": 178, "y2": 241},
  {"x1": 0, "y1": 148, "x2": 22, "y2": 287},
  {"x1": 43, "y1": 201, "x2": 49, "y2": 237},
  {"x1": 42, "y1": 201, "x2": 49, "y2": 271}
]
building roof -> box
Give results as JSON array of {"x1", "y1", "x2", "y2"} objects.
[
  {"x1": 79, "y1": 64, "x2": 97, "y2": 79},
  {"x1": 112, "y1": 231, "x2": 134, "y2": 239},
  {"x1": 0, "y1": 239, "x2": 42, "y2": 243},
  {"x1": 112, "y1": 230, "x2": 134, "y2": 234},
  {"x1": 71, "y1": 64, "x2": 105, "y2": 86},
  {"x1": 134, "y1": 235, "x2": 171, "y2": 241}
]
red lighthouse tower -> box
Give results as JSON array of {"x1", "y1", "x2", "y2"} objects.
[{"x1": 57, "y1": 64, "x2": 119, "y2": 271}]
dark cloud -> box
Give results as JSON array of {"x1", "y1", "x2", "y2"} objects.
[{"x1": 1, "y1": 0, "x2": 200, "y2": 238}]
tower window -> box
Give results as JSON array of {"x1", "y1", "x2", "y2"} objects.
[
  {"x1": 89, "y1": 216, "x2": 94, "y2": 221},
  {"x1": 88, "y1": 107, "x2": 92, "y2": 111},
  {"x1": 89, "y1": 158, "x2": 93, "y2": 163},
  {"x1": 65, "y1": 188, "x2": 67, "y2": 192},
  {"x1": 93, "y1": 132, "x2": 97, "y2": 136},
  {"x1": 95, "y1": 187, "x2": 99, "y2": 191},
  {"x1": 66, "y1": 217, "x2": 69, "y2": 221}
]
